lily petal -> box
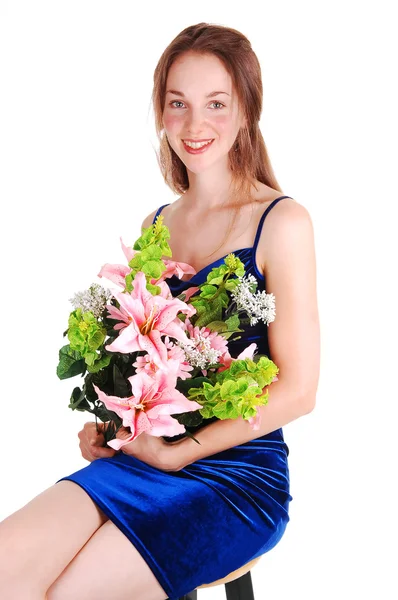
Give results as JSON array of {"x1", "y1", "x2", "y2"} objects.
[
  {"x1": 120, "y1": 237, "x2": 136, "y2": 263},
  {"x1": 105, "y1": 322, "x2": 141, "y2": 353},
  {"x1": 114, "y1": 293, "x2": 147, "y2": 328},
  {"x1": 98, "y1": 263, "x2": 130, "y2": 288},
  {"x1": 147, "y1": 416, "x2": 186, "y2": 437},
  {"x1": 92, "y1": 384, "x2": 133, "y2": 421},
  {"x1": 237, "y1": 343, "x2": 258, "y2": 360}
]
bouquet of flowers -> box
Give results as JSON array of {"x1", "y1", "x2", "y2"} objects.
[{"x1": 56, "y1": 215, "x2": 279, "y2": 450}]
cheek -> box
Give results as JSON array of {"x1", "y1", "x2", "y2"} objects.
[
  {"x1": 163, "y1": 112, "x2": 182, "y2": 131},
  {"x1": 212, "y1": 114, "x2": 237, "y2": 134}
]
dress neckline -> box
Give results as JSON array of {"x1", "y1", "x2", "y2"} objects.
[
  {"x1": 156, "y1": 195, "x2": 292, "y2": 284},
  {"x1": 170, "y1": 246, "x2": 256, "y2": 284}
]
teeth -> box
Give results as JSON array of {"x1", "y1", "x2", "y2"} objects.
[{"x1": 183, "y1": 139, "x2": 213, "y2": 149}]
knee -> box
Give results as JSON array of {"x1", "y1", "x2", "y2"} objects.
[
  {"x1": 0, "y1": 515, "x2": 24, "y2": 573},
  {"x1": 0, "y1": 514, "x2": 45, "y2": 594}
]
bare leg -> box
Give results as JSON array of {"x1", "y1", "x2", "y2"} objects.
[
  {"x1": 0, "y1": 480, "x2": 108, "y2": 598},
  {"x1": 46, "y1": 520, "x2": 169, "y2": 600}
]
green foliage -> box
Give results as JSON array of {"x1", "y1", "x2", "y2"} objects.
[
  {"x1": 205, "y1": 314, "x2": 243, "y2": 340},
  {"x1": 56, "y1": 345, "x2": 86, "y2": 380},
  {"x1": 186, "y1": 355, "x2": 279, "y2": 423},
  {"x1": 133, "y1": 214, "x2": 172, "y2": 256},
  {"x1": 189, "y1": 254, "x2": 245, "y2": 330},
  {"x1": 66, "y1": 308, "x2": 109, "y2": 370},
  {"x1": 86, "y1": 353, "x2": 111, "y2": 373},
  {"x1": 124, "y1": 215, "x2": 171, "y2": 294},
  {"x1": 57, "y1": 301, "x2": 142, "y2": 442}
]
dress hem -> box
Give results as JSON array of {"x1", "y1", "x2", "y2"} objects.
[{"x1": 55, "y1": 477, "x2": 177, "y2": 599}]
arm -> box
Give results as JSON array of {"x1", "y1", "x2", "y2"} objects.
[{"x1": 168, "y1": 200, "x2": 321, "y2": 471}]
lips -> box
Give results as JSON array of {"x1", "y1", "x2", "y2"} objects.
[
  {"x1": 182, "y1": 138, "x2": 214, "y2": 143},
  {"x1": 182, "y1": 139, "x2": 215, "y2": 154}
]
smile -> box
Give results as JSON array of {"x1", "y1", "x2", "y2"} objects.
[{"x1": 182, "y1": 139, "x2": 214, "y2": 154}]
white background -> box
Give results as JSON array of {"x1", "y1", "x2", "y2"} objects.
[{"x1": 0, "y1": 1, "x2": 397, "y2": 598}]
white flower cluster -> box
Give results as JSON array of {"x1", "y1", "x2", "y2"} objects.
[
  {"x1": 231, "y1": 274, "x2": 276, "y2": 326},
  {"x1": 69, "y1": 283, "x2": 113, "y2": 318},
  {"x1": 177, "y1": 335, "x2": 222, "y2": 370}
]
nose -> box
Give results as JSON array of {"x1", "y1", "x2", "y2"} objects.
[{"x1": 185, "y1": 107, "x2": 206, "y2": 135}]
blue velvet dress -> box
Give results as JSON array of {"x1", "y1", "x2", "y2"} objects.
[{"x1": 56, "y1": 195, "x2": 294, "y2": 600}]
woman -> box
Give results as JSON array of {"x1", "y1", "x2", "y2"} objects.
[{"x1": 0, "y1": 22, "x2": 320, "y2": 600}]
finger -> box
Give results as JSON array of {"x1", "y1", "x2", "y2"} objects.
[
  {"x1": 90, "y1": 433, "x2": 105, "y2": 447},
  {"x1": 80, "y1": 440, "x2": 96, "y2": 463},
  {"x1": 96, "y1": 421, "x2": 111, "y2": 433},
  {"x1": 84, "y1": 421, "x2": 104, "y2": 438},
  {"x1": 89, "y1": 443, "x2": 116, "y2": 459},
  {"x1": 95, "y1": 447, "x2": 117, "y2": 458},
  {"x1": 79, "y1": 424, "x2": 95, "y2": 442},
  {"x1": 88, "y1": 436, "x2": 116, "y2": 454},
  {"x1": 83, "y1": 421, "x2": 97, "y2": 433}
]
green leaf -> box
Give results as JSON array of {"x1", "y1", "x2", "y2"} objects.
[
  {"x1": 56, "y1": 345, "x2": 86, "y2": 380},
  {"x1": 200, "y1": 284, "x2": 218, "y2": 298},
  {"x1": 140, "y1": 245, "x2": 163, "y2": 261},
  {"x1": 87, "y1": 329, "x2": 106, "y2": 351},
  {"x1": 133, "y1": 214, "x2": 172, "y2": 257},
  {"x1": 176, "y1": 376, "x2": 212, "y2": 395},
  {"x1": 113, "y1": 363, "x2": 132, "y2": 397},
  {"x1": 124, "y1": 272, "x2": 133, "y2": 292},
  {"x1": 68, "y1": 386, "x2": 91, "y2": 411},
  {"x1": 171, "y1": 410, "x2": 204, "y2": 427},
  {"x1": 205, "y1": 320, "x2": 228, "y2": 333},
  {"x1": 86, "y1": 353, "x2": 112, "y2": 373},
  {"x1": 225, "y1": 279, "x2": 239, "y2": 292},
  {"x1": 224, "y1": 314, "x2": 240, "y2": 330},
  {"x1": 141, "y1": 260, "x2": 163, "y2": 279},
  {"x1": 195, "y1": 299, "x2": 224, "y2": 327},
  {"x1": 146, "y1": 282, "x2": 161, "y2": 295}
]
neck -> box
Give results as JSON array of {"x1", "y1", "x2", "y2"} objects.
[{"x1": 183, "y1": 160, "x2": 240, "y2": 209}]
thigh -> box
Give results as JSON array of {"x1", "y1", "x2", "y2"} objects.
[
  {"x1": 0, "y1": 480, "x2": 108, "y2": 595},
  {"x1": 46, "y1": 519, "x2": 169, "y2": 600}
]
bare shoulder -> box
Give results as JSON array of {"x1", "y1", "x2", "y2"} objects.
[
  {"x1": 141, "y1": 208, "x2": 160, "y2": 231},
  {"x1": 266, "y1": 195, "x2": 313, "y2": 228},
  {"x1": 140, "y1": 200, "x2": 177, "y2": 232},
  {"x1": 258, "y1": 197, "x2": 315, "y2": 271}
]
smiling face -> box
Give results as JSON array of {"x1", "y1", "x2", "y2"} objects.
[{"x1": 162, "y1": 51, "x2": 246, "y2": 174}]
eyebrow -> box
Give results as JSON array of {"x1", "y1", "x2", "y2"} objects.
[{"x1": 165, "y1": 89, "x2": 230, "y2": 98}]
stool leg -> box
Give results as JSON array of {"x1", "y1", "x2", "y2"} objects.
[
  {"x1": 225, "y1": 571, "x2": 255, "y2": 600},
  {"x1": 178, "y1": 591, "x2": 197, "y2": 600}
]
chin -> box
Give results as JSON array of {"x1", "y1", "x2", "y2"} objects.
[{"x1": 184, "y1": 161, "x2": 212, "y2": 173}]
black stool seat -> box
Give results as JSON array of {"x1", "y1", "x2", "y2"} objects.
[
  {"x1": 178, "y1": 569, "x2": 255, "y2": 599},
  {"x1": 173, "y1": 556, "x2": 261, "y2": 599}
]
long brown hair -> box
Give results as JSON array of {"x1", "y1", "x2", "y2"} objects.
[{"x1": 151, "y1": 22, "x2": 283, "y2": 255}]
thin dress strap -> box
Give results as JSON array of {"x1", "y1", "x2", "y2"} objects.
[
  {"x1": 253, "y1": 195, "x2": 292, "y2": 250},
  {"x1": 152, "y1": 203, "x2": 170, "y2": 224}
]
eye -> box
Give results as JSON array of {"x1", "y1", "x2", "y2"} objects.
[
  {"x1": 169, "y1": 100, "x2": 225, "y2": 109},
  {"x1": 209, "y1": 101, "x2": 225, "y2": 109},
  {"x1": 170, "y1": 101, "x2": 185, "y2": 108}
]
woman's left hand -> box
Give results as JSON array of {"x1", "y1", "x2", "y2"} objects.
[{"x1": 114, "y1": 426, "x2": 183, "y2": 472}]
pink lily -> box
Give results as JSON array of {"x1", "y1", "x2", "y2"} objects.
[
  {"x1": 154, "y1": 260, "x2": 196, "y2": 284},
  {"x1": 98, "y1": 237, "x2": 198, "y2": 289},
  {"x1": 105, "y1": 271, "x2": 196, "y2": 364},
  {"x1": 98, "y1": 238, "x2": 137, "y2": 288},
  {"x1": 104, "y1": 278, "x2": 176, "y2": 333},
  {"x1": 218, "y1": 342, "x2": 258, "y2": 372},
  {"x1": 93, "y1": 370, "x2": 202, "y2": 450},
  {"x1": 179, "y1": 285, "x2": 200, "y2": 302},
  {"x1": 133, "y1": 336, "x2": 193, "y2": 380}
]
